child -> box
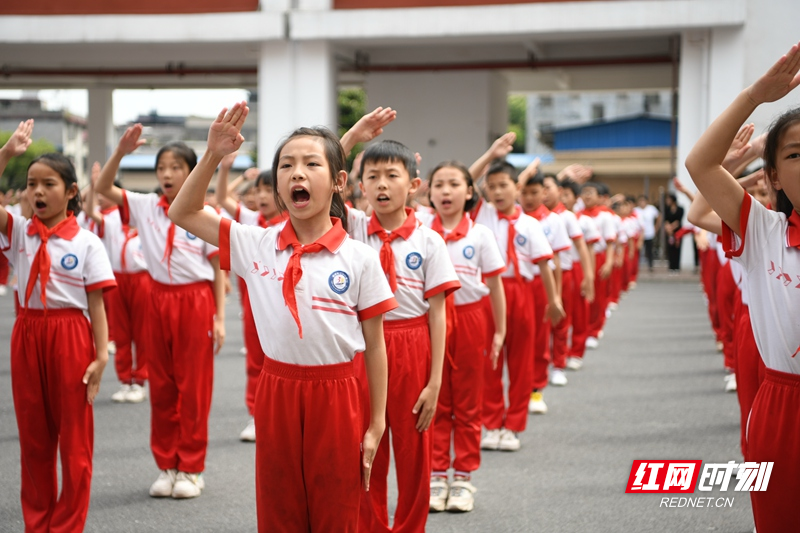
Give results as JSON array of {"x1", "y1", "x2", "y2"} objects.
[
  {"x1": 169, "y1": 103, "x2": 394, "y2": 532},
  {"x1": 0, "y1": 120, "x2": 116, "y2": 531},
  {"x1": 85, "y1": 162, "x2": 152, "y2": 404},
  {"x1": 216, "y1": 153, "x2": 287, "y2": 442},
  {"x1": 95, "y1": 124, "x2": 226, "y2": 499},
  {"x1": 421, "y1": 161, "x2": 507, "y2": 513},
  {"x1": 345, "y1": 139, "x2": 459, "y2": 532},
  {"x1": 472, "y1": 159, "x2": 564, "y2": 451},
  {"x1": 685, "y1": 42, "x2": 800, "y2": 533}
]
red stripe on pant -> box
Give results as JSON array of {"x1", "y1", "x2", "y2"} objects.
[
  {"x1": 568, "y1": 263, "x2": 590, "y2": 359},
  {"x1": 588, "y1": 251, "x2": 608, "y2": 338},
  {"x1": 716, "y1": 261, "x2": 736, "y2": 370},
  {"x1": 255, "y1": 357, "x2": 361, "y2": 533},
  {"x1": 107, "y1": 271, "x2": 151, "y2": 385},
  {"x1": 239, "y1": 278, "x2": 266, "y2": 416},
  {"x1": 483, "y1": 278, "x2": 534, "y2": 433},
  {"x1": 433, "y1": 300, "x2": 489, "y2": 474},
  {"x1": 148, "y1": 280, "x2": 215, "y2": 473},
  {"x1": 12, "y1": 308, "x2": 94, "y2": 533},
  {"x1": 552, "y1": 268, "x2": 574, "y2": 369},
  {"x1": 733, "y1": 297, "x2": 765, "y2": 457},
  {"x1": 746, "y1": 368, "x2": 800, "y2": 533},
  {"x1": 359, "y1": 315, "x2": 431, "y2": 533},
  {"x1": 531, "y1": 275, "x2": 551, "y2": 390}
]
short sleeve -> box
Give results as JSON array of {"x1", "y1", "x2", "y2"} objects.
[
  {"x1": 355, "y1": 244, "x2": 399, "y2": 321},
  {"x1": 221, "y1": 217, "x2": 278, "y2": 277},
  {"x1": 563, "y1": 211, "x2": 583, "y2": 239},
  {"x1": 122, "y1": 190, "x2": 156, "y2": 229},
  {"x1": 581, "y1": 216, "x2": 601, "y2": 244},
  {"x1": 525, "y1": 218, "x2": 554, "y2": 264},
  {"x1": 422, "y1": 229, "x2": 461, "y2": 299},
  {"x1": 601, "y1": 213, "x2": 617, "y2": 243},
  {"x1": 82, "y1": 233, "x2": 117, "y2": 293},
  {"x1": 346, "y1": 206, "x2": 369, "y2": 243},
  {"x1": 476, "y1": 225, "x2": 506, "y2": 278},
  {"x1": 548, "y1": 214, "x2": 572, "y2": 253},
  {"x1": 0, "y1": 211, "x2": 26, "y2": 266},
  {"x1": 722, "y1": 193, "x2": 781, "y2": 273}
]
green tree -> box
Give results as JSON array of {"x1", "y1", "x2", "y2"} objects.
[
  {"x1": 0, "y1": 133, "x2": 56, "y2": 191},
  {"x1": 508, "y1": 94, "x2": 527, "y2": 153},
  {"x1": 338, "y1": 87, "x2": 367, "y2": 169}
]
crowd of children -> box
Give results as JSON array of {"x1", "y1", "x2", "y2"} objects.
[{"x1": 2, "y1": 42, "x2": 798, "y2": 533}]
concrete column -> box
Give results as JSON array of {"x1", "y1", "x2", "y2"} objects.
[{"x1": 87, "y1": 87, "x2": 114, "y2": 175}]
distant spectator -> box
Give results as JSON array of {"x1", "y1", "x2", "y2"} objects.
[{"x1": 634, "y1": 195, "x2": 660, "y2": 272}]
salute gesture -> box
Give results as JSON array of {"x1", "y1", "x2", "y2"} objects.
[{"x1": 207, "y1": 102, "x2": 249, "y2": 159}]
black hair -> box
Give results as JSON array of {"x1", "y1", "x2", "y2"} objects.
[
  {"x1": 486, "y1": 160, "x2": 518, "y2": 182},
  {"x1": 581, "y1": 181, "x2": 602, "y2": 195},
  {"x1": 427, "y1": 161, "x2": 478, "y2": 213},
  {"x1": 155, "y1": 142, "x2": 197, "y2": 171},
  {"x1": 29, "y1": 153, "x2": 81, "y2": 214},
  {"x1": 625, "y1": 195, "x2": 637, "y2": 204},
  {"x1": 524, "y1": 171, "x2": 545, "y2": 189},
  {"x1": 206, "y1": 187, "x2": 215, "y2": 194},
  {"x1": 271, "y1": 127, "x2": 348, "y2": 231},
  {"x1": 256, "y1": 170, "x2": 274, "y2": 190},
  {"x1": 561, "y1": 178, "x2": 582, "y2": 199},
  {"x1": 763, "y1": 107, "x2": 800, "y2": 218},
  {"x1": 359, "y1": 140, "x2": 417, "y2": 181},
  {"x1": 666, "y1": 192, "x2": 678, "y2": 206}
]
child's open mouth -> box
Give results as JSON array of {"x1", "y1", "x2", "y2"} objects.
[
  {"x1": 291, "y1": 186, "x2": 310, "y2": 206},
  {"x1": 35, "y1": 200, "x2": 46, "y2": 210},
  {"x1": 376, "y1": 194, "x2": 390, "y2": 205},
  {"x1": 441, "y1": 199, "x2": 452, "y2": 207}
]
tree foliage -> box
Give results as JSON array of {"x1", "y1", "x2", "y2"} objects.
[
  {"x1": 508, "y1": 94, "x2": 527, "y2": 153},
  {"x1": 338, "y1": 87, "x2": 367, "y2": 169},
  {"x1": 0, "y1": 132, "x2": 56, "y2": 191}
]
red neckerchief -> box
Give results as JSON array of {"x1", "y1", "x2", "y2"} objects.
[
  {"x1": 157, "y1": 196, "x2": 175, "y2": 281},
  {"x1": 786, "y1": 210, "x2": 800, "y2": 249},
  {"x1": 551, "y1": 202, "x2": 567, "y2": 214},
  {"x1": 367, "y1": 207, "x2": 418, "y2": 292},
  {"x1": 431, "y1": 213, "x2": 470, "y2": 243},
  {"x1": 278, "y1": 218, "x2": 347, "y2": 338},
  {"x1": 120, "y1": 229, "x2": 138, "y2": 271},
  {"x1": 525, "y1": 204, "x2": 550, "y2": 222},
  {"x1": 25, "y1": 213, "x2": 81, "y2": 311},
  {"x1": 258, "y1": 212, "x2": 289, "y2": 229},
  {"x1": 581, "y1": 205, "x2": 604, "y2": 218},
  {"x1": 497, "y1": 205, "x2": 523, "y2": 283}
]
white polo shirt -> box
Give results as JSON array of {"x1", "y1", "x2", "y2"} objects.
[
  {"x1": 422, "y1": 213, "x2": 506, "y2": 306},
  {"x1": 526, "y1": 205, "x2": 572, "y2": 276},
  {"x1": 219, "y1": 217, "x2": 397, "y2": 365},
  {"x1": 472, "y1": 200, "x2": 554, "y2": 281},
  {"x1": 582, "y1": 207, "x2": 617, "y2": 253},
  {"x1": 234, "y1": 204, "x2": 287, "y2": 229},
  {"x1": 635, "y1": 204, "x2": 660, "y2": 240},
  {"x1": 348, "y1": 207, "x2": 461, "y2": 320},
  {"x1": 122, "y1": 191, "x2": 219, "y2": 285},
  {"x1": 89, "y1": 207, "x2": 147, "y2": 274},
  {"x1": 1, "y1": 212, "x2": 116, "y2": 310},
  {"x1": 551, "y1": 204, "x2": 584, "y2": 271},
  {"x1": 722, "y1": 194, "x2": 800, "y2": 374}
]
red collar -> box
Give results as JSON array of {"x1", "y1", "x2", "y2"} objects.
[
  {"x1": 582, "y1": 205, "x2": 604, "y2": 218},
  {"x1": 100, "y1": 206, "x2": 118, "y2": 215},
  {"x1": 156, "y1": 195, "x2": 170, "y2": 213},
  {"x1": 367, "y1": 207, "x2": 418, "y2": 240},
  {"x1": 277, "y1": 217, "x2": 347, "y2": 253},
  {"x1": 551, "y1": 202, "x2": 567, "y2": 214},
  {"x1": 27, "y1": 213, "x2": 80, "y2": 241},
  {"x1": 260, "y1": 212, "x2": 289, "y2": 229},
  {"x1": 497, "y1": 205, "x2": 522, "y2": 221},
  {"x1": 431, "y1": 213, "x2": 471, "y2": 242},
  {"x1": 525, "y1": 204, "x2": 550, "y2": 222},
  {"x1": 787, "y1": 210, "x2": 800, "y2": 249}
]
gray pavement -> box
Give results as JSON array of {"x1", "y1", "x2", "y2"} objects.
[{"x1": 0, "y1": 275, "x2": 755, "y2": 532}]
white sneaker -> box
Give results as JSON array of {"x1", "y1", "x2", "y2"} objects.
[
  {"x1": 125, "y1": 384, "x2": 147, "y2": 403},
  {"x1": 108, "y1": 341, "x2": 117, "y2": 356},
  {"x1": 429, "y1": 477, "x2": 448, "y2": 512},
  {"x1": 0, "y1": 285, "x2": 7, "y2": 296},
  {"x1": 566, "y1": 357, "x2": 583, "y2": 371},
  {"x1": 239, "y1": 418, "x2": 256, "y2": 442},
  {"x1": 608, "y1": 302, "x2": 619, "y2": 311},
  {"x1": 716, "y1": 341, "x2": 724, "y2": 352},
  {"x1": 172, "y1": 472, "x2": 204, "y2": 499},
  {"x1": 498, "y1": 429, "x2": 521, "y2": 451},
  {"x1": 149, "y1": 469, "x2": 177, "y2": 498},
  {"x1": 480, "y1": 429, "x2": 502, "y2": 450},
  {"x1": 724, "y1": 373, "x2": 737, "y2": 393},
  {"x1": 446, "y1": 479, "x2": 477, "y2": 512},
  {"x1": 605, "y1": 308, "x2": 612, "y2": 318},
  {"x1": 550, "y1": 368, "x2": 568, "y2": 387},
  {"x1": 586, "y1": 337, "x2": 599, "y2": 349},
  {"x1": 628, "y1": 281, "x2": 637, "y2": 290},
  {"x1": 528, "y1": 392, "x2": 548, "y2": 414},
  {"x1": 111, "y1": 384, "x2": 131, "y2": 403},
  {"x1": 239, "y1": 346, "x2": 247, "y2": 356},
  {"x1": 598, "y1": 330, "x2": 605, "y2": 340}
]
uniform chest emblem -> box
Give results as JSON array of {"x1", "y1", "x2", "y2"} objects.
[
  {"x1": 463, "y1": 245, "x2": 475, "y2": 259},
  {"x1": 329, "y1": 271, "x2": 350, "y2": 294},
  {"x1": 185, "y1": 231, "x2": 198, "y2": 240},
  {"x1": 406, "y1": 252, "x2": 422, "y2": 270},
  {"x1": 61, "y1": 253, "x2": 79, "y2": 270},
  {"x1": 515, "y1": 234, "x2": 527, "y2": 246}
]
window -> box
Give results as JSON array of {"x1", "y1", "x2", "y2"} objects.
[{"x1": 592, "y1": 103, "x2": 604, "y2": 121}]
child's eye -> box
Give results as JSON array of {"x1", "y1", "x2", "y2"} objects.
[
  {"x1": 788, "y1": 153, "x2": 800, "y2": 159},
  {"x1": 280, "y1": 163, "x2": 292, "y2": 169}
]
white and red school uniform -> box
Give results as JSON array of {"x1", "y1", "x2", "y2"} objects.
[
  {"x1": 608, "y1": 213, "x2": 628, "y2": 306},
  {"x1": 422, "y1": 213, "x2": 506, "y2": 477},
  {"x1": 2, "y1": 212, "x2": 116, "y2": 532},
  {"x1": 620, "y1": 213, "x2": 641, "y2": 291},
  {"x1": 121, "y1": 191, "x2": 219, "y2": 475},
  {"x1": 525, "y1": 204, "x2": 571, "y2": 390},
  {"x1": 629, "y1": 211, "x2": 645, "y2": 283},
  {"x1": 230, "y1": 203, "x2": 288, "y2": 417},
  {"x1": 722, "y1": 194, "x2": 800, "y2": 533},
  {"x1": 89, "y1": 206, "x2": 152, "y2": 386},
  {"x1": 219, "y1": 216, "x2": 396, "y2": 532},
  {"x1": 472, "y1": 200, "x2": 553, "y2": 433},
  {"x1": 700, "y1": 233, "x2": 723, "y2": 342},
  {"x1": 568, "y1": 212, "x2": 601, "y2": 360},
  {"x1": 581, "y1": 206, "x2": 617, "y2": 338},
  {"x1": 348, "y1": 206, "x2": 460, "y2": 533},
  {"x1": 715, "y1": 244, "x2": 737, "y2": 371}
]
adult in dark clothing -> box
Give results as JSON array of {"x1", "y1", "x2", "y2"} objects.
[{"x1": 663, "y1": 193, "x2": 684, "y2": 272}]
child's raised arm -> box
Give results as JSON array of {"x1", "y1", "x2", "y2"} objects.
[
  {"x1": 341, "y1": 106, "x2": 397, "y2": 156},
  {"x1": 686, "y1": 42, "x2": 800, "y2": 236},
  {"x1": 0, "y1": 119, "x2": 33, "y2": 235},
  {"x1": 469, "y1": 132, "x2": 516, "y2": 181},
  {"x1": 85, "y1": 162, "x2": 104, "y2": 226},
  {"x1": 169, "y1": 102, "x2": 249, "y2": 246},
  {"x1": 95, "y1": 124, "x2": 146, "y2": 205},
  {"x1": 214, "y1": 152, "x2": 240, "y2": 217}
]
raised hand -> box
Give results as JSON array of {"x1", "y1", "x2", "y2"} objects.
[
  {"x1": 220, "y1": 151, "x2": 238, "y2": 171},
  {"x1": 207, "y1": 102, "x2": 249, "y2": 159},
  {"x1": 748, "y1": 42, "x2": 800, "y2": 105},
  {"x1": 489, "y1": 132, "x2": 516, "y2": 160},
  {"x1": 351, "y1": 107, "x2": 396, "y2": 145},
  {"x1": 722, "y1": 123, "x2": 754, "y2": 173},
  {"x1": 117, "y1": 124, "x2": 146, "y2": 155},
  {"x1": 1, "y1": 119, "x2": 34, "y2": 158},
  {"x1": 89, "y1": 161, "x2": 101, "y2": 188}
]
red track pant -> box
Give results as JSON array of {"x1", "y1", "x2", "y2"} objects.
[
  {"x1": 700, "y1": 249, "x2": 721, "y2": 341},
  {"x1": 359, "y1": 316, "x2": 431, "y2": 533},
  {"x1": 531, "y1": 275, "x2": 551, "y2": 390},
  {"x1": 0, "y1": 250, "x2": 9, "y2": 285},
  {"x1": 631, "y1": 248, "x2": 640, "y2": 283},
  {"x1": 107, "y1": 271, "x2": 151, "y2": 385},
  {"x1": 256, "y1": 357, "x2": 361, "y2": 533},
  {"x1": 569, "y1": 263, "x2": 590, "y2": 359},
  {"x1": 433, "y1": 301, "x2": 489, "y2": 474},
  {"x1": 483, "y1": 278, "x2": 535, "y2": 433},
  {"x1": 239, "y1": 277, "x2": 266, "y2": 416},
  {"x1": 12, "y1": 308, "x2": 94, "y2": 533},
  {"x1": 746, "y1": 368, "x2": 800, "y2": 533},
  {"x1": 588, "y1": 251, "x2": 608, "y2": 338},
  {"x1": 733, "y1": 299, "x2": 765, "y2": 457},
  {"x1": 609, "y1": 263, "x2": 622, "y2": 305},
  {"x1": 552, "y1": 269, "x2": 574, "y2": 369},
  {"x1": 716, "y1": 262, "x2": 736, "y2": 370},
  {"x1": 148, "y1": 280, "x2": 215, "y2": 473}
]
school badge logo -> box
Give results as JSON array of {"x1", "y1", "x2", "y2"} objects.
[
  {"x1": 329, "y1": 271, "x2": 350, "y2": 294},
  {"x1": 515, "y1": 234, "x2": 527, "y2": 246},
  {"x1": 463, "y1": 245, "x2": 475, "y2": 259},
  {"x1": 61, "y1": 253, "x2": 79, "y2": 270},
  {"x1": 406, "y1": 252, "x2": 422, "y2": 270},
  {"x1": 186, "y1": 231, "x2": 198, "y2": 240}
]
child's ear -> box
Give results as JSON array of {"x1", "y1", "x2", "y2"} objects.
[
  {"x1": 466, "y1": 185, "x2": 474, "y2": 201},
  {"x1": 767, "y1": 168, "x2": 783, "y2": 191},
  {"x1": 66, "y1": 183, "x2": 78, "y2": 201},
  {"x1": 334, "y1": 170, "x2": 347, "y2": 193},
  {"x1": 408, "y1": 176, "x2": 422, "y2": 196}
]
